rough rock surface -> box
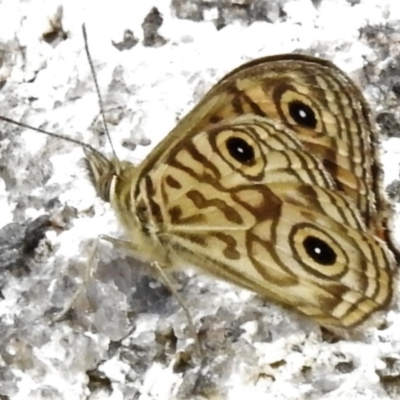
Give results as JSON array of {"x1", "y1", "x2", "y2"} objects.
[{"x1": 0, "y1": 1, "x2": 400, "y2": 399}]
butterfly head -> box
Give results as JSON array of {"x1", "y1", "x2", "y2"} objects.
[{"x1": 82, "y1": 146, "x2": 117, "y2": 202}]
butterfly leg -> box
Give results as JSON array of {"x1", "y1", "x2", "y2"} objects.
[
  {"x1": 100, "y1": 235, "x2": 201, "y2": 354},
  {"x1": 52, "y1": 238, "x2": 99, "y2": 322}
]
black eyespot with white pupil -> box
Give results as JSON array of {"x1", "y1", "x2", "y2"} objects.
[
  {"x1": 303, "y1": 235, "x2": 336, "y2": 266},
  {"x1": 226, "y1": 137, "x2": 255, "y2": 164},
  {"x1": 289, "y1": 100, "x2": 317, "y2": 129}
]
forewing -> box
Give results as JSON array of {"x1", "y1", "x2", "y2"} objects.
[{"x1": 141, "y1": 54, "x2": 379, "y2": 230}]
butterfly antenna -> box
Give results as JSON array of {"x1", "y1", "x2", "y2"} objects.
[
  {"x1": 82, "y1": 24, "x2": 121, "y2": 175},
  {"x1": 0, "y1": 115, "x2": 105, "y2": 159}
]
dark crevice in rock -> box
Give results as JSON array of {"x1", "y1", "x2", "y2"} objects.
[
  {"x1": 376, "y1": 112, "x2": 400, "y2": 138},
  {"x1": 42, "y1": 6, "x2": 68, "y2": 47},
  {"x1": 171, "y1": 0, "x2": 290, "y2": 28},
  {"x1": 112, "y1": 30, "x2": 139, "y2": 51},
  {"x1": 142, "y1": 7, "x2": 167, "y2": 47},
  {"x1": 0, "y1": 215, "x2": 51, "y2": 275}
]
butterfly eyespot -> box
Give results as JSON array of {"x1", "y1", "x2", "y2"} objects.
[
  {"x1": 211, "y1": 124, "x2": 265, "y2": 180},
  {"x1": 225, "y1": 136, "x2": 255, "y2": 164},
  {"x1": 303, "y1": 236, "x2": 336, "y2": 266},
  {"x1": 290, "y1": 223, "x2": 348, "y2": 280},
  {"x1": 288, "y1": 100, "x2": 317, "y2": 129},
  {"x1": 273, "y1": 84, "x2": 321, "y2": 132}
]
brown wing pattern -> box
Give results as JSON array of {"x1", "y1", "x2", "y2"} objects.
[
  {"x1": 138, "y1": 55, "x2": 380, "y2": 232},
  {"x1": 131, "y1": 115, "x2": 394, "y2": 329}
]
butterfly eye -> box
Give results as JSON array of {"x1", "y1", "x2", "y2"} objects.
[
  {"x1": 225, "y1": 137, "x2": 255, "y2": 164},
  {"x1": 303, "y1": 236, "x2": 336, "y2": 266},
  {"x1": 288, "y1": 100, "x2": 317, "y2": 129}
]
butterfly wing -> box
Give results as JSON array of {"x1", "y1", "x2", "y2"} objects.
[
  {"x1": 137, "y1": 115, "x2": 394, "y2": 329},
  {"x1": 140, "y1": 54, "x2": 380, "y2": 232}
]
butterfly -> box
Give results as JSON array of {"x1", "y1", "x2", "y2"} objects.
[{"x1": 0, "y1": 30, "x2": 397, "y2": 333}]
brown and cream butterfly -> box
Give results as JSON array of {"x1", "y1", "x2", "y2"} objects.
[{"x1": 1, "y1": 36, "x2": 398, "y2": 332}]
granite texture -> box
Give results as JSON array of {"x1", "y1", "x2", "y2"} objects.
[{"x1": 0, "y1": 1, "x2": 400, "y2": 399}]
